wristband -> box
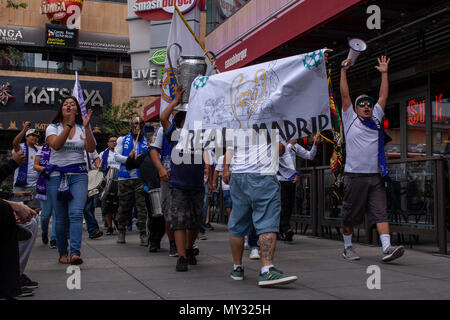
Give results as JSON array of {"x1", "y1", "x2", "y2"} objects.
[{"x1": 66, "y1": 123, "x2": 73, "y2": 128}]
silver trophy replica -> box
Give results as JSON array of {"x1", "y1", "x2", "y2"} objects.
[
  {"x1": 167, "y1": 43, "x2": 216, "y2": 111},
  {"x1": 343, "y1": 38, "x2": 367, "y2": 67}
]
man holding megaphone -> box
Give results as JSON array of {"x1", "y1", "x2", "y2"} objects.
[{"x1": 339, "y1": 55, "x2": 405, "y2": 263}]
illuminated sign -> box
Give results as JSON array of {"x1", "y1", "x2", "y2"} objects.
[
  {"x1": 133, "y1": 0, "x2": 199, "y2": 21},
  {"x1": 45, "y1": 23, "x2": 77, "y2": 48},
  {"x1": 407, "y1": 94, "x2": 445, "y2": 125},
  {"x1": 407, "y1": 98, "x2": 425, "y2": 126}
]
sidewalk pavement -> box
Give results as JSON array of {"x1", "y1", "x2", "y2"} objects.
[{"x1": 24, "y1": 219, "x2": 450, "y2": 300}]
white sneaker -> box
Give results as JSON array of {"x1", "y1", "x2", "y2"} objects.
[{"x1": 249, "y1": 248, "x2": 260, "y2": 260}]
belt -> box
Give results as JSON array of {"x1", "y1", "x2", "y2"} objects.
[{"x1": 343, "y1": 172, "x2": 380, "y2": 177}]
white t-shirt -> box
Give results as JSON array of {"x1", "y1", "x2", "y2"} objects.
[
  {"x1": 342, "y1": 103, "x2": 384, "y2": 173},
  {"x1": 13, "y1": 143, "x2": 41, "y2": 187},
  {"x1": 45, "y1": 123, "x2": 87, "y2": 176},
  {"x1": 228, "y1": 130, "x2": 278, "y2": 175},
  {"x1": 114, "y1": 135, "x2": 138, "y2": 180},
  {"x1": 99, "y1": 149, "x2": 121, "y2": 170},
  {"x1": 150, "y1": 127, "x2": 171, "y2": 171},
  {"x1": 277, "y1": 144, "x2": 317, "y2": 181},
  {"x1": 214, "y1": 155, "x2": 232, "y2": 191}
]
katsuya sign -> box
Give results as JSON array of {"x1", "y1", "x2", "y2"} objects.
[{"x1": 133, "y1": 0, "x2": 200, "y2": 21}]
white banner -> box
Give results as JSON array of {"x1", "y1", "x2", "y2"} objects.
[{"x1": 184, "y1": 50, "x2": 331, "y2": 141}]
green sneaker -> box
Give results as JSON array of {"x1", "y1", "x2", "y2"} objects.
[
  {"x1": 258, "y1": 267, "x2": 298, "y2": 287},
  {"x1": 230, "y1": 267, "x2": 244, "y2": 280}
]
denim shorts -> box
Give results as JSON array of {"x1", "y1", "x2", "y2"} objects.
[
  {"x1": 228, "y1": 173, "x2": 281, "y2": 237},
  {"x1": 223, "y1": 190, "x2": 232, "y2": 208}
]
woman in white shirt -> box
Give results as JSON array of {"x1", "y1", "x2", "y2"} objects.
[{"x1": 45, "y1": 96, "x2": 96, "y2": 265}]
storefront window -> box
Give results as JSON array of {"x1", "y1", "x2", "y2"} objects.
[
  {"x1": 384, "y1": 103, "x2": 400, "y2": 158},
  {"x1": 73, "y1": 54, "x2": 96, "y2": 74},
  {"x1": 98, "y1": 56, "x2": 120, "y2": 76},
  {"x1": 431, "y1": 70, "x2": 450, "y2": 155}
]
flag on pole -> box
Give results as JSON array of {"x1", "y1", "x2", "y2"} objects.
[
  {"x1": 160, "y1": 5, "x2": 214, "y2": 114},
  {"x1": 72, "y1": 71, "x2": 88, "y2": 119},
  {"x1": 320, "y1": 68, "x2": 345, "y2": 202},
  {"x1": 72, "y1": 71, "x2": 96, "y2": 143}
]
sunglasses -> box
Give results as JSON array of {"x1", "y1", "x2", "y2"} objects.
[{"x1": 358, "y1": 102, "x2": 373, "y2": 108}]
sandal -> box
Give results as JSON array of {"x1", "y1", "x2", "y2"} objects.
[
  {"x1": 70, "y1": 254, "x2": 83, "y2": 265},
  {"x1": 58, "y1": 254, "x2": 71, "y2": 264}
]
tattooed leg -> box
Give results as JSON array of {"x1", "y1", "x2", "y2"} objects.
[{"x1": 259, "y1": 233, "x2": 277, "y2": 267}]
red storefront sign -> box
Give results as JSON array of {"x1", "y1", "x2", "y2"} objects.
[
  {"x1": 133, "y1": 0, "x2": 201, "y2": 21},
  {"x1": 144, "y1": 97, "x2": 161, "y2": 121},
  {"x1": 215, "y1": 0, "x2": 363, "y2": 72}
]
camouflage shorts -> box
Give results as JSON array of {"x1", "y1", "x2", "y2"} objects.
[{"x1": 169, "y1": 188, "x2": 205, "y2": 231}]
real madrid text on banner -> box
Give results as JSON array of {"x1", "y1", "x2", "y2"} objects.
[
  {"x1": 184, "y1": 49, "x2": 331, "y2": 141},
  {"x1": 161, "y1": 7, "x2": 213, "y2": 114}
]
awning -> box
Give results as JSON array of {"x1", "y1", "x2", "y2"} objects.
[{"x1": 213, "y1": 0, "x2": 363, "y2": 71}]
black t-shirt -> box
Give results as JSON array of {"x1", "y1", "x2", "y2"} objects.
[{"x1": 165, "y1": 124, "x2": 204, "y2": 191}]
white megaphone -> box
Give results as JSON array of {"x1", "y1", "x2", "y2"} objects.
[{"x1": 344, "y1": 38, "x2": 367, "y2": 67}]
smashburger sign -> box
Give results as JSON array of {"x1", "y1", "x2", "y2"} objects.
[{"x1": 134, "y1": 0, "x2": 201, "y2": 21}]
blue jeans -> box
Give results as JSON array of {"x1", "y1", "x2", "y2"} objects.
[
  {"x1": 40, "y1": 199, "x2": 56, "y2": 241},
  {"x1": 47, "y1": 174, "x2": 88, "y2": 257},
  {"x1": 83, "y1": 195, "x2": 100, "y2": 236}
]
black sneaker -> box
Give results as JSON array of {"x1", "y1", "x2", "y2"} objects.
[
  {"x1": 20, "y1": 274, "x2": 38, "y2": 289},
  {"x1": 149, "y1": 242, "x2": 159, "y2": 253},
  {"x1": 176, "y1": 256, "x2": 188, "y2": 272},
  {"x1": 285, "y1": 230, "x2": 294, "y2": 242},
  {"x1": 89, "y1": 230, "x2": 103, "y2": 239},
  {"x1": 49, "y1": 239, "x2": 57, "y2": 249},
  {"x1": 41, "y1": 232, "x2": 49, "y2": 245},
  {"x1": 105, "y1": 227, "x2": 114, "y2": 235},
  {"x1": 16, "y1": 287, "x2": 34, "y2": 298},
  {"x1": 186, "y1": 249, "x2": 197, "y2": 265},
  {"x1": 204, "y1": 223, "x2": 214, "y2": 231},
  {"x1": 169, "y1": 240, "x2": 178, "y2": 257}
]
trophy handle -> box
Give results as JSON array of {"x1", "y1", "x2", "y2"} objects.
[
  {"x1": 167, "y1": 43, "x2": 182, "y2": 86},
  {"x1": 204, "y1": 51, "x2": 217, "y2": 74}
]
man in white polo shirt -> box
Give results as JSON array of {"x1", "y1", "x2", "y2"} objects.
[{"x1": 340, "y1": 55, "x2": 404, "y2": 262}]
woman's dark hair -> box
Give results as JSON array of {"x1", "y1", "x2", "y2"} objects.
[
  {"x1": 51, "y1": 96, "x2": 84, "y2": 125},
  {"x1": 174, "y1": 111, "x2": 186, "y2": 128}
]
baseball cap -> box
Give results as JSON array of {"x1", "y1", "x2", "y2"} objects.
[
  {"x1": 354, "y1": 94, "x2": 375, "y2": 108},
  {"x1": 25, "y1": 129, "x2": 39, "y2": 137}
]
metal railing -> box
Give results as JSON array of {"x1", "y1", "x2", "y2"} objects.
[{"x1": 211, "y1": 156, "x2": 448, "y2": 255}]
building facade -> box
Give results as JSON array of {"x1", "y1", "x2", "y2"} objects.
[{"x1": 0, "y1": 0, "x2": 156, "y2": 152}]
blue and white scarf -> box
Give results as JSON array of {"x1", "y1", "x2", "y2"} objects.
[
  {"x1": 35, "y1": 145, "x2": 51, "y2": 200},
  {"x1": 358, "y1": 117, "x2": 392, "y2": 177},
  {"x1": 45, "y1": 163, "x2": 88, "y2": 201},
  {"x1": 117, "y1": 133, "x2": 149, "y2": 179},
  {"x1": 101, "y1": 148, "x2": 110, "y2": 173},
  {"x1": 14, "y1": 143, "x2": 37, "y2": 187}
]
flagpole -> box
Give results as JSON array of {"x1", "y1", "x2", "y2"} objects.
[{"x1": 174, "y1": 4, "x2": 220, "y2": 73}]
